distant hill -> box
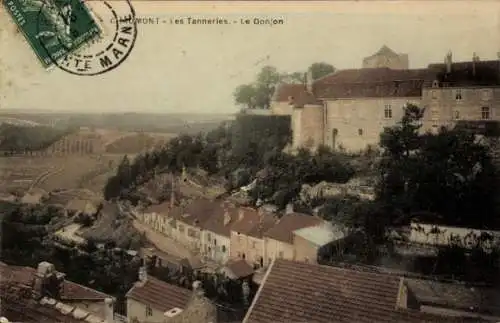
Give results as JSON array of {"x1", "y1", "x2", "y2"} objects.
[{"x1": 0, "y1": 111, "x2": 234, "y2": 133}]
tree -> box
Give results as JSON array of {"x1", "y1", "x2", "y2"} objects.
[
  {"x1": 308, "y1": 62, "x2": 335, "y2": 80},
  {"x1": 377, "y1": 103, "x2": 500, "y2": 229},
  {"x1": 234, "y1": 84, "x2": 257, "y2": 109}
]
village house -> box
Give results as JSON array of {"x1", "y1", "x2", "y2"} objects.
[
  {"x1": 263, "y1": 212, "x2": 323, "y2": 267},
  {"x1": 292, "y1": 221, "x2": 348, "y2": 264},
  {"x1": 230, "y1": 207, "x2": 278, "y2": 269},
  {"x1": 242, "y1": 259, "x2": 490, "y2": 323},
  {"x1": 126, "y1": 267, "x2": 217, "y2": 323},
  {"x1": 200, "y1": 201, "x2": 239, "y2": 264},
  {"x1": 0, "y1": 261, "x2": 115, "y2": 323},
  {"x1": 271, "y1": 47, "x2": 500, "y2": 152}
]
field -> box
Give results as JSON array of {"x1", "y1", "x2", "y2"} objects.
[{"x1": 0, "y1": 155, "x2": 124, "y2": 199}]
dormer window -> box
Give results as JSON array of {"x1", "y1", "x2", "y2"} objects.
[
  {"x1": 455, "y1": 89, "x2": 462, "y2": 101},
  {"x1": 432, "y1": 80, "x2": 439, "y2": 88}
]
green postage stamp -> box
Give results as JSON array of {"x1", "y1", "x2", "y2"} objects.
[{"x1": 3, "y1": 0, "x2": 101, "y2": 68}]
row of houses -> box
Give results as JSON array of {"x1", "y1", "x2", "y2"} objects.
[{"x1": 135, "y1": 198, "x2": 348, "y2": 269}]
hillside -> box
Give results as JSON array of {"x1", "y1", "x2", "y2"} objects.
[{"x1": 105, "y1": 132, "x2": 175, "y2": 154}]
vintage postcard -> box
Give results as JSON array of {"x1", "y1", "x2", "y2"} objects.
[{"x1": 1, "y1": 1, "x2": 500, "y2": 323}]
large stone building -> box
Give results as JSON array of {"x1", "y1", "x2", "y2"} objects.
[{"x1": 271, "y1": 50, "x2": 500, "y2": 152}]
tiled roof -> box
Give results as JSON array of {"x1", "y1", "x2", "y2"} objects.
[
  {"x1": 243, "y1": 259, "x2": 484, "y2": 323},
  {"x1": 231, "y1": 208, "x2": 278, "y2": 238},
  {"x1": 273, "y1": 67, "x2": 435, "y2": 102},
  {"x1": 429, "y1": 60, "x2": 500, "y2": 86},
  {"x1": 0, "y1": 262, "x2": 111, "y2": 301},
  {"x1": 405, "y1": 278, "x2": 500, "y2": 316},
  {"x1": 143, "y1": 200, "x2": 173, "y2": 214},
  {"x1": 272, "y1": 83, "x2": 322, "y2": 106},
  {"x1": 201, "y1": 202, "x2": 239, "y2": 237},
  {"x1": 224, "y1": 259, "x2": 255, "y2": 279},
  {"x1": 247, "y1": 213, "x2": 278, "y2": 239},
  {"x1": 264, "y1": 213, "x2": 323, "y2": 244},
  {"x1": 126, "y1": 276, "x2": 192, "y2": 312},
  {"x1": 0, "y1": 283, "x2": 106, "y2": 323},
  {"x1": 172, "y1": 198, "x2": 221, "y2": 227}
]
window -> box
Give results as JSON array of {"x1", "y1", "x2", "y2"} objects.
[
  {"x1": 384, "y1": 105, "x2": 392, "y2": 119},
  {"x1": 453, "y1": 110, "x2": 460, "y2": 120},
  {"x1": 432, "y1": 80, "x2": 439, "y2": 88},
  {"x1": 358, "y1": 128, "x2": 363, "y2": 136},
  {"x1": 455, "y1": 89, "x2": 462, "y2": 101},
  {"x1": 482, "y1": 106, "x2": 490, "y2": 120},
  {"x1": 237, "y1": 252, "x2": 241, "y2": 258},
  {"x1": 146, "y1": 305, "x2": 153, "y2": 317},
  {"x1": 207, "y1": 233, "x2": 211, "y2": 241},
  {"x1": 431, "y1": 90, "x2": 437, "y2": 99},
  {"x1": 242, "y1": 253, "x2": 246, "y2": 260},
  {"x1": 178, "y1": 224, "x2": 185, "y2": 233},
  {"x1": 221, "y1": 245, "x2": 226, "y2": 253},
  {"x1": 431, "y1": 110, "x2": 439, "y2": 120},
  {"x1": 481, "y1": 89, "x2": 492, "y2": 101},
  {"x1": 214, "y1": 239, "x2": 217, "y2": 246},
  {"x1": 278, "y1": 251, "x2": 284, "y2": 259},
  {"x1": 252, "y1": 241, "x2": 256, "y2": 249}
]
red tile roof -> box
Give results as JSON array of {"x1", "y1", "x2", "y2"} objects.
[
  {"x1": 172, "y1": 198, "x2": 221, "y2": 227},
  {"x1": 273, "y1": 83, "x2": 322, "y2": 106},
  {"x1": 126, "y1": 276, "x2": 192, "y2": 312},
  {"x1": 274, "y1": 67, "x2": 436, "y2": 103},
  {"x1": 200, "y1": 202, "x2": 239, "y2": 237},
  {"x1": 231, "y1": 208, "x2": 278, "y2": 239},
  {"x1": 243, "y1": 259, "x2": 484, "y2": 323},
  {"x1": 264, "y1": 213, "x2": 323, "y2": 244},
  {"x1": 0, "y1": 282, "x2": 103, "y2": 323},
  {"x1": 0, "y1": 262, "x2": 111, "y2": 301}
]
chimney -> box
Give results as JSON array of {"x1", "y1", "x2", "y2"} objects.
[
  {"x1": 170, "y1": 173, "x2": 175, "y2": 208},
  {"x1": 285, "y1": 203, "x2": 294, "y2": 215},
  {"x1": 395, "y1": 278, "x2": 408, "y2": 309},
  {"x1": 445, "y1": 51, "x2": 452, "y2": 74},
  {"x1": 104, "y1": 298, "x2": 114, "y2": 323},
  {"x1": 32, "y1": 262, "x2": 65, "y2": 300},
  {"x1": 192, "y1": 280, "x2": 204, "y2": 298},
  {"x1": 472, "y1": 52, "x2": 480, "y2": 76},
  {"x1": 306, "y1": 69, "x2": 314, "y2": 93},
  {"x1": 223, "y1": 210, "x2": 231, "y2": 226},
  {"x1": 138, "y1": 265, "x2": 147, "y2": 282},
  {"x1": 242, "y1": 280, "x2": 250, "y2": 307}
]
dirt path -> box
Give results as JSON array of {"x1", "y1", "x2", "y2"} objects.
[{"x1": 132, "y1": 219, "x2": 193, "y2": 259}]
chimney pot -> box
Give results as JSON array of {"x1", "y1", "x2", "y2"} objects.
[
  {"x1": 445, "y1": 51, "x2": 452, "y2": 74},
  {"x1": 306, "y1": 69, "x2": 314, "y2": 93},
  {"x1": 138, "y1": 266, "x2": 147, "y2": 282}
]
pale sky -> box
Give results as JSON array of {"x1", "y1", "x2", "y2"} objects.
[{"x1": 1, "y1": 1, "x2": 500, "y2": 114}]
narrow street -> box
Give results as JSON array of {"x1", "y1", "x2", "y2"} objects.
[{"x1": 131, "y1": 219, "x2": 193, "y2": 259}]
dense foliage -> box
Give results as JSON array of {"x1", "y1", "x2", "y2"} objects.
[
  {"x1": 377, "y1": 104, "x2": 500, "y2": 229},
  {"x1": 0, "y1": 123, "x2": 74, "y2": 154},
  {"x1": 104, "y1": 116, "x2": 355, "y2": 209}
]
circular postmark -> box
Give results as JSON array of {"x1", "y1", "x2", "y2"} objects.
[{"x1": 35, "y1": 0, "x2": 137, "y2": 76}]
